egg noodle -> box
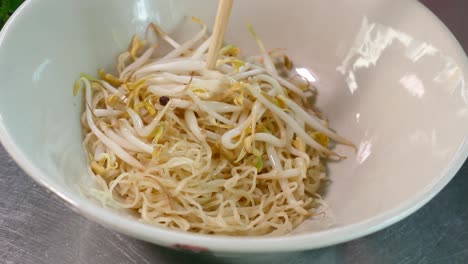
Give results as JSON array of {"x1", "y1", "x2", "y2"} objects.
[{"x1": 76, "y1": 18, "x2": 354, "y2": 236}]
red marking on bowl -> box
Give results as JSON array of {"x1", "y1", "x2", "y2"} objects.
[{"x1": 173, "y1": 244, "x2": 209, "y2": 252}]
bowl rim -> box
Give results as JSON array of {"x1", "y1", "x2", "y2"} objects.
[{"x1": 0, "y1": 0, "x2": 467, "y2": 253}]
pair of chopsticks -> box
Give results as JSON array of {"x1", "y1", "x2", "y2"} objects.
[{"x1": 206, "y1": 0, "x2": 234, "y2": 70}]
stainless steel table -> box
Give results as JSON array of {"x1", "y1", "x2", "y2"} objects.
[{"x1": 1, "y1": 1, "x2": 467, "y2": 263}]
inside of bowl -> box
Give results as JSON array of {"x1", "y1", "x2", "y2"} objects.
[{"x1": 0, "y1": 0, "x2": 467, "y2": 237}]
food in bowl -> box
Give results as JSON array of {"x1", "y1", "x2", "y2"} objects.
[{"x1": 76, "y1": 18, "x2": 353, "y2": 236}]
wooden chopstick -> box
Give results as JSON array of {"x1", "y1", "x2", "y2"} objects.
[{"x1": 206, "y1": 0, "x2": 234, "y2": 70}]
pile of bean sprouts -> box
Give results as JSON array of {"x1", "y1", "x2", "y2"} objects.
[{"x1": 76, "y1": 18, "x2": 354, "y2": 236}]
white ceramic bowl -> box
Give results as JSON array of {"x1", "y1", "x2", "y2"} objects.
[{"x1": 0, "y1": 0, "x2": 467, "y2": 253}]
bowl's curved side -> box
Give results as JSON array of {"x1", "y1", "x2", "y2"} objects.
[{"x1": 0, "y1": 0, "x2": 466, "y2": 253}]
